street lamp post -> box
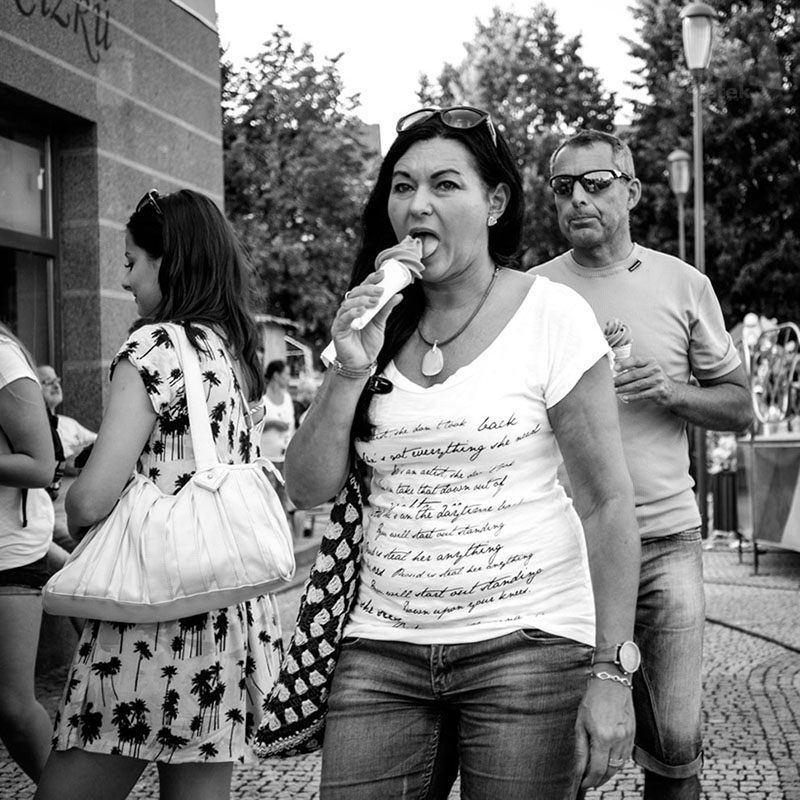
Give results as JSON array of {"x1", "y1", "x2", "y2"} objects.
[
  {"x1": 667, "y1": 149, "x2": 691, "y2": 262},
  {"x1": 680, "y1": 2, "x2": 716, "y2": 275},
  {"x1": 680, "y1": 1, "x2": 716, "y2": 538}
]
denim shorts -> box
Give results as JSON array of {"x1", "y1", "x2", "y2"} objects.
[
  {"x1": 633, "y1": 528, "x2": 705, "y2": 778},
  {"x1": 0, "y1": 555, "x2": 49, "y2": 593},
  {"x1": 320, "y1": 629, "x2": 593, "y2": 800}
]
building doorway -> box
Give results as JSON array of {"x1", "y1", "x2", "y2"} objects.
[{"x1": 0, "y1": 124, "x2": 55, "y2": 364}]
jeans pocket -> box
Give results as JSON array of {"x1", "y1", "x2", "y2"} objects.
[
  {"x1": 516, "y1": 628, "x2": 572, "y2": 645},
  {"x1": 669, "y1": 527, "x2": 703, "y2": 545},
  {"x1": 515, "y1": 629, "x2": 593, "y2": 667},
  {"x1": 339, "y1": 636, "x2": 364, "y2": 650}
]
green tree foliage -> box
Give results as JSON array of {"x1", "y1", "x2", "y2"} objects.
[
  {"x1": 222, "y1": 28, "x2": 379, "y2": 353},
  {"x1": 418, "y1": 4, "x2": 618, "y2": 267},
  {"x1": 627, "y1": 0, "x2": 800, "y2": 324}
]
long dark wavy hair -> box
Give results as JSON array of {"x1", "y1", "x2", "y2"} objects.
[
  {"x1": 350, "y1": 115, "x2": 525, "y2": 441},
  {"x1": 126, "y1": 189, "x2": 266, "y2": 400}
]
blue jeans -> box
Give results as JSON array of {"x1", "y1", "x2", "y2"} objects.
[
  {"x1": 634, "y1": 529, "x2": 705, "y2": 783},
  {"x1": 320, "y1": 629, "x2": 592, "y2": 800}
]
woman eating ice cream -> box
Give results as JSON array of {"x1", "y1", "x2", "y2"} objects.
[{"x1": 284, "y1": 106, "x2": 641, "y2": 799}]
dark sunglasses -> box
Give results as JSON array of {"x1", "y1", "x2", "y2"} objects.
[
  {"x1": 396, "y1": 106, "x2": 497, "y2": 147},
  {"x1": 549, "y1": 170, "x2": 631, "y2": 196},
  {"x1": 136, "y1": 189, "x2": 163, "y2": 216}
]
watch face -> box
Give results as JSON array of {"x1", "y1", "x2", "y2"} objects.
[{"x1": 619, "y1": 641, "x2": 641, "y2": 673}]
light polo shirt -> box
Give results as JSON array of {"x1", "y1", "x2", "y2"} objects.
[{"x1": 531, "y1": 245, "x2": 741, "y2": 537}]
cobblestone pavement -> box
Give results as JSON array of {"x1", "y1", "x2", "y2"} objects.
[{"x1": 1, "y1": 542, "x2": 798, "y2": 799}]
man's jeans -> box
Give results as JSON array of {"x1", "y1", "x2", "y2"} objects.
[
  {"x1": 634, "y1": 528, "x2": 705, "y2": 782},
  {"x1": 320, "y1": 629, "x2": 592, "y2": 800}
]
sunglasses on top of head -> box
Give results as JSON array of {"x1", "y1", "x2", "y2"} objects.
[
  {"x1": 396, "y1": 106, "x2": 497, "y2": 147},
  {"x1": 135, "y1": 189, "x2": 163, "y2": 216},
  {"x1": 548, "y1": 170, "x2": 631, "y2": 196}
]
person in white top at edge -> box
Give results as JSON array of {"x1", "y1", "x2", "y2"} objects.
[
  {"x1": 285, "y1": 106, "x2": 641, "y2": 799},
  {"x1": 0, "y1": 323, "x2": 56, "y2": 784},
  {"x1": 530, "y1": 129, "x2": 752, "y2": 800}
]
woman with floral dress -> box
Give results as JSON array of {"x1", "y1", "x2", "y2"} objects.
[{"x1": 35, "y1": 190, "x2": 283, "y2": 800}]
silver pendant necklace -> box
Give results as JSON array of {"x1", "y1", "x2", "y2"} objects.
[{"x1": 417, "y1": 267, "x2": 500, "y2": 377}]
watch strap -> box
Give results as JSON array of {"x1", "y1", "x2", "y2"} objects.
[{"x1": 593, "y1": 645, "x2": 621, "y2": 665}]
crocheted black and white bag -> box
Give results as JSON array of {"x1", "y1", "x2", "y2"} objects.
[{"x1": 253, "y1": 471, "x2": 364, "y2": 757}]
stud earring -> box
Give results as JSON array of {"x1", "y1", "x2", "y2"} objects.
[{"x1": 487, "y1": 214, "x2": 498, "y2": 227}]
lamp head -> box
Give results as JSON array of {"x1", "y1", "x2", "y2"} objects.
[
  {"x1": 667, "y1": 149, "x2": 692, "y2": 197},
  {"x1": 680, "y1": 2, "x2": 716, "y2": 74}
]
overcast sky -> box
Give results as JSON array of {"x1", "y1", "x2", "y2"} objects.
[{"x1": 216, "y1": 0, "x2": 650, "y2": 151}]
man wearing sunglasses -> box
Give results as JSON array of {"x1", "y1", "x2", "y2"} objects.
[{"x1": 530, "y1": 129, "x2": 752, "y2": 800}]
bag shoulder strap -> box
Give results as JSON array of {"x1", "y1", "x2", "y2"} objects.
[
  {"x1": 218, "y1": 343, "x2": 261, "y2": 431},
  {"x1": 162, "y1": 323, "x2": 219, "y2": 470}
]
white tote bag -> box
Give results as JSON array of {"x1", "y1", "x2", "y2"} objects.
[{"x1": 43, "y1": 324, "x2": 295, "y2": 623}]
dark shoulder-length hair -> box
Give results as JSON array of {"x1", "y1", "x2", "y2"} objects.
[
  {"x1": 126, "y1": 189, "x2": 266, "y2": 400},
  {"x1": 350, "y1": 115, "x2": 525, "y2": 441}
]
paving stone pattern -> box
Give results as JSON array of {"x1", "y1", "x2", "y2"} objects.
[{"x1": 2, "y1": 549, "x2": 798, "y2": 799}]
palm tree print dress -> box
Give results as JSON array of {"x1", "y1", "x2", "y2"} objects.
[{"x1": 52, "y1": 324, "x2": 283, "y2": 764}]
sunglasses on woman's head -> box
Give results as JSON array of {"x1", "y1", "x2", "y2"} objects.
[
  {"x1": 548, "y1": 170, "x2": 631, "y2": 196},
  {"x1": 396, "y1": 106, "x2": 497, "y2": 147},
  {"x1": 136, "y1": 189, "x2": 163, "y2": 216}
]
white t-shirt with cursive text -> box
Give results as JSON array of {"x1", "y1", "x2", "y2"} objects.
[{"x1": 347, "y1": 277, "x2": 611, "y2": 646}]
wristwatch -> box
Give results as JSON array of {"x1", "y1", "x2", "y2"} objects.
[{"x1": 593, "y1": 641, "x2": 641, "y2": 674}]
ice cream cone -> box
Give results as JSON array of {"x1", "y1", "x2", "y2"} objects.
[
  {"x1": 350, "y1": 258, "x2": 415, "y2": 330},
  {"x1": 321, "y1": 236, "x2": 425, "y2": 364},
  {"x1": 613, "y1": 343, "x2": 632, "y2": 360}
]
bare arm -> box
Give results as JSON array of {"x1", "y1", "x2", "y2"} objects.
[
  {"x1": 0, "y1": 377, "x2": 56, "y2": 488},
  {"x1": 614, "y1": 358, "x2": 752, "y2": 432},
  {"x1": 285, "y1": 275, "x2": 401, "y2": 508},
  {"x1": 549, "y1": 357, "x2": 640, "y2": 791},
  {"x1": 284, "y1": 370, "x2": 370, "y2": 508},
  {"x1": 65, "y1": 359, "x2": 156, "y2": 528}
]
